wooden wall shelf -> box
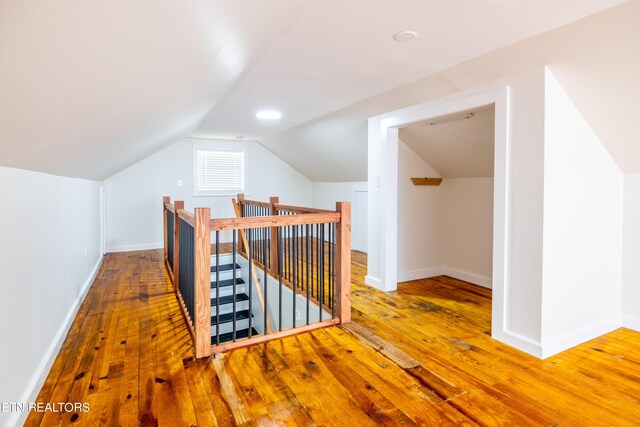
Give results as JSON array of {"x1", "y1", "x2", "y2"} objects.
[{"x1": 410, "y1": 177, "x2": 443, "y2": 186}]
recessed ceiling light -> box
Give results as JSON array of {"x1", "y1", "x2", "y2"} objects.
[
  {"x1": 393, "y1": 31, "x2": 418, "y2": 42},
  {"x1": 256, "y1": 110, "x2": 282, "y2": 120}
]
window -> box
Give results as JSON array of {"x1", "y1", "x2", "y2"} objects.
[{"x1": 193, "y1": 146, "x2": 245, "y2": 196}]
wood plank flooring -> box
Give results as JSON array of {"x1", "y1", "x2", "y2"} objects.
[{"x1": 26, "y1": 250, "x2": 640, "y2": 426}]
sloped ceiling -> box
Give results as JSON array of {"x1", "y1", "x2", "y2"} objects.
[
  {"x1": 0, "y1": 0, "x2": 630, "y2": 181},
  {"x1": 0, "y1": 0, "x2": 314, "y2": 179},
  {"x1": 400, "y1": 106, "x2": 495, "y2": 178},
  {"x1": 258, "y1": 0, "x2": 640, "y2": 181}
]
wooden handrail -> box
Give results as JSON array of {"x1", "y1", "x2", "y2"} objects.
[
  {"x1": 210, "y1": 212, "x2": 340, "y2": 231},
  {"x1": 274, "y1": 203, "x2": 335, "y2": 214},
  {"x1": 232, "y1": 198, "x2": 273, "y2": 333},
  {"x1": 165, "y1": 202, "x2": 175, "y2": 213},
  {"x1": 238, "y1": 197, "x2": 336, "y2": 215},
  {"x1": 239, "y1": 199, "x2": 272, "y2": 209},
  {"x1": 177, "y1": 209, "x2": 195, "y2": 226}
]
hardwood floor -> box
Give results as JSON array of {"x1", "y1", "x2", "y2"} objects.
[{"x1": 27, "y1": 250, "x2": 640, "y2": 426}]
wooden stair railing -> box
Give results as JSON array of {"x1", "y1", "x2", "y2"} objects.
[{"x1": 163, "y1": 195, "x2": 351, "y2": 358}]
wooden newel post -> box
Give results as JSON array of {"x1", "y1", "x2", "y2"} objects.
[
  {"x1": 194, "y1": 207, "x2": 212, "y2": 358},
  {"x1": 237, "y1": 193, "x2": 245, "y2": 254},
  {"x1": 173, "y1": 201, "x2": 184, "y2": 291},
  {"x1": 269, "y1": 196, "x2": 280, "y2": 276},
  {"x1": 163, "y1": 196, "x2": 170, "y2": 264},
  {"x1": 335, "y1": 202, "x2": 351, "y2": 323}
]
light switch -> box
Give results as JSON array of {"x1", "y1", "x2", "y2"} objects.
[{"x1": 177, "y1": 179, "x2": 183, "y2": 187}]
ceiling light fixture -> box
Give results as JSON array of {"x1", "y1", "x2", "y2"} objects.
[
  {"x1": 256, "y1": 110, "x2": 282, "y2": 120},
  {"x1": 393, "y1": 31, "x2": 418, "y2": 42}
]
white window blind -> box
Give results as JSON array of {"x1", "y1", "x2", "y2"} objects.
[{"x1": 195, "y1": 148, "x2": 245, "y2": 195}]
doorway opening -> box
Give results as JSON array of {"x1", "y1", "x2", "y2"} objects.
[
  {"x1": 397, "y1": 105, "x2": 495, "y2": 290},
  {"x1": 368, "y1": 86, "x2": 510, "y2": 339}
]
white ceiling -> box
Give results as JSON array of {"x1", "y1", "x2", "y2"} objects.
[
  {"x1": 0, "y1": 0, "x2": 628, "y2": 180},
  {"x1": 263, "y1": 0, "x2": 640, "y2": 181},
  {"x1": 400, "y1": 106, "x2": 495, "y2": 178},
  {"x1": 0, "y1": 0, "x2": 314, "y2": 179},
  {"x1": 194, "y1": 0, "x2": 626, "y2": 142}
]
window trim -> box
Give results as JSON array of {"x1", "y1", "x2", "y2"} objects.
[{"x1": 192, "y1": 142, "x2": 246, "y2": 197}]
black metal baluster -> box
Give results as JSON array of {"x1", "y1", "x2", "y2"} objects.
[
  {"x1": 263, "y1": 226, "x2": 268, "y2": 334},
  {"x1": 316, "y1": 224, "x2": 320, "y2": 300},
  {"x1": 284, "y1": 222, "x2": 288, "y2": 281},
  {"x1": 310, "y1": 223, "x2": 315, "y2": 298},
  {"x1": 292, "y1": 225, "x2": 297, "y2": 328},
  {"x1": 248, "y1": 228, "x2": 253, "y2": 338},
  {"x1": 215, "y1": 231, "x2": 220, "y2": 346},
  {"x1": 306, "y1": 224, "x2": 310, "y2": 325},
  {"x1": 327, "y1": 224, "x2": 331, "y2": 310},
  {"x1": 319, "y1": 223, "x2": 324, "y2": 322},
  {"x1": 253, "y1": 206, "x2": 256, "y2": 258},
  {"x1": 232, "y1": 231, "x2": 237, "y2": 341},
  {"x1": 333, "y1": 223, "x2": 336, "y2": 317},
  {"x1": 278, "y1": 226, "x2": 283, "y2": 331}
]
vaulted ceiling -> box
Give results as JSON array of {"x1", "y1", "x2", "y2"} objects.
[{"x1": 0, "y1": 0, "x2": 631, "y2": 181}]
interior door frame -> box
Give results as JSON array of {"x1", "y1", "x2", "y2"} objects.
[{"x1": 367, "y1": 86, "x2": 510, "y2": 338}]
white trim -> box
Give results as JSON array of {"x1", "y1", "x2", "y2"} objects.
[
  {"x1": 442, "y1": 266, "x2": 492, "y2": 289},
  {"x1": 365, "y1": 275, "x2": 383, "y2": 290},
  {"x1": 397, "y1": 267, "x2": 443, "y2": 283},
  {"x1": 11, "y1": 256, "x2": 103, "y2": 427},
  {"x1": 540, "y1": 316, "x2": 621, "y2": 359},
  {"x1": 492, "y1": 328, "x2": 543, "y2": 359},
  {"x1": 107, "y1": 242, "x2": 163, "y2": 253},
  {"x1": 368, "y1": 85, "x2": 512, "y2": 350},
  {"x1": 622, "y1": 315, "x2": 640, "y2": 332}
]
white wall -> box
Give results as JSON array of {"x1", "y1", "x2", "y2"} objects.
[
  {"x1": 312, "y1": 182, "x2": 366, "y2": 210},
  {"x1": 622, "y1": 173, "x2": 640, "y2": 331},
  {"x1": 394, "y1": 140, "x2": 493, "y2": 287},
  {"x1": 442, "y1": 178, "x2": 494, "y2": 287},
  {"x1": 312, "y1": 181, "x2": 367, "y2": 251},
  {"x1": 0, "y1": 167, "x2": 102, "y2": 427},
  {"x1": 369, "y1": 68, "x2": 546, "y2": 355},
  {"x1": 541, "y1": 70, "x2": 623, "y2": 357},
  {"x1": 397, "y1": 140, "x2": 443, "y2": 281},
  {"x1": 105, "y1": 138, "x2": 313, "y2": 251}
]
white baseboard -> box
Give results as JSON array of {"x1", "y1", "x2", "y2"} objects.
[
  {"x1": 364, "y1": 275, "x2": 383, "y2": 290},
  {"x1": 492, "y1": 328, "x2": 543, "y2": 359},
  {"x1": 442, "y1": 266, "x2": 492, "y2": 288},
  {"x1": 540, "y1": 316, "x2": 621, "y2": 359},
  {"x1": 622, "y1": 315, "x2": 640, "y2": 332},
  {"x1": 397, "y1": 267, "x2": 443, "y2": 283},
  {"x1": 494, "y1": 316, "x2": 622, "y2": 360},
  {"x1": 107, "y1": 242, "x2": 163, "y2": 253},
  {"x1": 11, "y1": 256, "x2": 103, "y2": 427}
]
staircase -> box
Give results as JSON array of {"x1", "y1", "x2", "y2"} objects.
[{"x1": 210, "y1": 256, "x2": 258, "y2": 344}]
